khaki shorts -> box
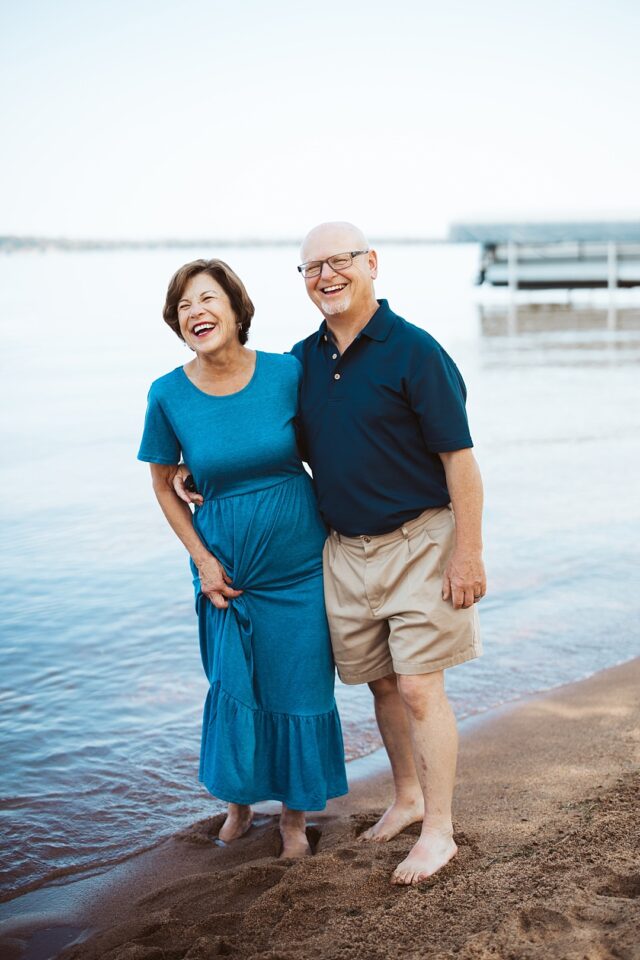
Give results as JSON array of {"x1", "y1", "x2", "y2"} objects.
[{"x1": 322, "y1": 505, "x2": 481, "y2": 684}]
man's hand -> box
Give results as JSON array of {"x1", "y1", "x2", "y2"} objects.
[
  {"x1": 442, "y1": 549, "x2": 486, "y2": 610},
  {"x1": 437, "y1": 449, "x2": 486, "y2": 610},
  {"x1": 173, "y1": 463, "x2": 204, "y2": 506},
  {"x1": 197, "y1": 555, "x2": 243, "y2": 610}
]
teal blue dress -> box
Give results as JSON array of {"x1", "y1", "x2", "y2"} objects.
[{"x1": 138, "y1": 351, "x2": 347, "y2": 810}]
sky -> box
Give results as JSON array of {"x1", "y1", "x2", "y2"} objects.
[{"x1": 1, "y1": 0, "x2": 638, "y2": 240}]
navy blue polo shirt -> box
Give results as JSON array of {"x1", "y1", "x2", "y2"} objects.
[{"x1": 290, "y1": 299, "x2": 473, "y2": 536}]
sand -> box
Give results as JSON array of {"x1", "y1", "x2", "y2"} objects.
[{"x1": 3, "y1": 660, "x2": 639, "y2": 960}]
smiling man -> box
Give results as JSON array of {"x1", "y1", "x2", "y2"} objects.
[{"x1": 290, "y1": 221, "x2": 485, "y2": 885}]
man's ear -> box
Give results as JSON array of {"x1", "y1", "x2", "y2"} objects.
[{"x1": 368, "y1": 249, "x2": 378, "y2": 280}]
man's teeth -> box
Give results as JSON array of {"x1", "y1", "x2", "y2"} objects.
[
  {"x1": 322, "y1": 284, "x2": 347, "y2": 294},
  {"x1": 193, "y1": 323, "x2": 215, "y2": 335}
]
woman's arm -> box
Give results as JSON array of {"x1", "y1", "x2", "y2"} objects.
[{"x1": 149, "y1": 463, "x2": 242, "y2": 609}]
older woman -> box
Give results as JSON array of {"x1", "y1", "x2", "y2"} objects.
[{"x1": 138, "y1": 259, "x2": 347, "y2": 857}]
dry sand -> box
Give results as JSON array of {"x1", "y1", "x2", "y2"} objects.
[{"x1": 5, "y1": 660, "x2": 640, "y2": 960}]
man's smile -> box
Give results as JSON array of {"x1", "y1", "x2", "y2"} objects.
[{"x1": 320, "y1": 283, "x2": 348, "y2": 295}]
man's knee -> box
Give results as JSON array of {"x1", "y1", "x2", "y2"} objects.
[
  {"x1": 397, "y1": 671, "x2": 446, "y2": 718},
  {"x1": 368, "y1": 673, "x2": 398, "y2": 699}
]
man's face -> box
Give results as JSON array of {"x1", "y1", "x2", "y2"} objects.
[{"x1": 300, "y1": 225, "x2": 377, "y2": 318}]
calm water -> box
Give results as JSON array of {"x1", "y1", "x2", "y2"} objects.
[{"x1": 1, "y1": 244, "x2": 639, "y2": 900}]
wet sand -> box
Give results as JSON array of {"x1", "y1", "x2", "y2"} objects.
[{"x1": 3, "y1": 659, "x2": 639, "y2": 960}]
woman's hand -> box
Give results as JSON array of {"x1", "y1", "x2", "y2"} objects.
[
  {"x1": 197, "y1": 555, "x2": 243, "y2": 609},
  {"x1": 147, "y1": 464, "x2": 241, "y2": 610}
]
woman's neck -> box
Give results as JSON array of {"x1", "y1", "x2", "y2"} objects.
[{"x1": 185, "y1": 344, "x2": 255, "y2": 395}]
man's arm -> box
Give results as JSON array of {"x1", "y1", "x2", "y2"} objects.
[
  {"x1": 438, "y1": 448, "x2": 486, "y2": 610},
  {"x1": 172, "y1": 463, "x2": 204, "y2": 506}
]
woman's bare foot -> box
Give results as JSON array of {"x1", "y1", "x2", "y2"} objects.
[
  {"x1": 359, "y1": 796, "x2": 424, "y2": 842},
  {"x1": 279, "y1": 805, "x2": 311, "y2": 859},
  {"x1": 218, "y1": 803, "x2": 253, "y2": 843},
  {"x1": 391, "y1": 827, "x2": 457, "y2": 885}
]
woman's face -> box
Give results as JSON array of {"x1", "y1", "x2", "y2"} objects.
[{"x1": 177, "y1": 273, "x2": 239, "y2": 354}]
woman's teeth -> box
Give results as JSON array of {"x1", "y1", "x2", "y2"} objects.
[{"x1": 193, "y1": 323, "x2": 215, "y2": 336}]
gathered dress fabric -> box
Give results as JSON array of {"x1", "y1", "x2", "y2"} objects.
[{"x1": 138, "y1": 351, "x2": 347, "y2": 810}]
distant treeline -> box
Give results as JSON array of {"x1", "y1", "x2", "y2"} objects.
[{"x1": 0, "y1": 235, "x2": 446, "y2": 253}]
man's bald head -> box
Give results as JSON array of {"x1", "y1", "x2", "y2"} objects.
[
  {"x1": 300, "y1": 221, "x2": 370, "y2": 262},
  {"x1": 299, "y1": 221, "x2": 378, "y2": 323}
]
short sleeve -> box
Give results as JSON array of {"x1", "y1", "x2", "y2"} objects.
[
  {"x1": 286, "y1": 351, "x2": 309, "y2": 464},
  {"x1": 137, "y1": 387, "x2": 181, "y2": 464},
  {"x1": 407, "y1": 345, "x2": 473, "y2": 452}
]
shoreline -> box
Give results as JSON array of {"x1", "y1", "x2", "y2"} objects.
[{"x1": 1, "y1": 658, "x2": 638, "y2": 960}]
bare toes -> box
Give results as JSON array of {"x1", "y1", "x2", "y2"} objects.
[{"x1": 360, "y1": 830, "x2": 385, "y2": 843}]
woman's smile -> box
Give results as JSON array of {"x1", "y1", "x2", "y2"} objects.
[
  {"x1": 192, "y1": 321, "x2": 218, "y2": 338},
  {"x1": 177, "y1": 273, "x2": 238, "y2": 353}
]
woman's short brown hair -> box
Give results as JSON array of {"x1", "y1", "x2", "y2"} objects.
[{"x1": 162, "y1": 259, "x2": 254, "y2": 345}]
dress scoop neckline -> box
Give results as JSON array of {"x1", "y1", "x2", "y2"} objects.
[{"x1": 180, "y1": 351, "x2": 259, "y2": 398}]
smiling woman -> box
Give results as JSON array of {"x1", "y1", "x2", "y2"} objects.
[
  {"x1": 137, "y1": 258, "x2": 348, "y2": 858},
  {"x1": 163, "y1": 258, "x2": 254, "y2": 348}
]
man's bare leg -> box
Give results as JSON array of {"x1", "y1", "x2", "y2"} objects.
[
  {"x1": 279, "y1": 805, "x2": 311, "y2": 859},
  {"x1": 218, "y1": 802, "x2": 253, "y2": 842},
  {"x1": 391, "y1": 670, "x2": 458, "y2": 884},
  {"x1": 360, "y1": 673, "x2": 424, "y2": 841}
]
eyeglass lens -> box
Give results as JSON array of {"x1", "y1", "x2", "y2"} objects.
[{"x1": 302, "y1": 252, "x2": 357, "y2": 278}]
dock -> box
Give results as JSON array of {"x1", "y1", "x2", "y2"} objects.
[{"x1": 449, "y1": 222, "x2": 640, "y2": 290}]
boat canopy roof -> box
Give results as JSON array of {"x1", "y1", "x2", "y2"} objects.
[{"x1": 449, "y1": 222, "x2": 640, "y2": 244}]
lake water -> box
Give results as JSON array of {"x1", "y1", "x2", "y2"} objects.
[{"x1": 1, "y1": 243, "x2": 639, "y2": 901}]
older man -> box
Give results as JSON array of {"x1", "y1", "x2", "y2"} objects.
[
  {"x1": 291, "y1": 222, "x2": 485, "y2": 884},
  {"x1": 175, "y1": 222, "x2": 485, "y2": 884}
]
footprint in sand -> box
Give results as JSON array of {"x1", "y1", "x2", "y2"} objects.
[
  {"x1": 352, "y1": 813, "x2": 384, "y2": 838},
  {"x1": 333, "y1": 848, "x2": 370, "y2": 869},
  {"x1": 335, "y1": 848, "x2": 358, "y2": 861},
  {"x1": 517, "y1": 907, "x2": 573, "y2": 941},
  {"x1": 595, "y1": 872, "x2": 640, "y2": 900}
]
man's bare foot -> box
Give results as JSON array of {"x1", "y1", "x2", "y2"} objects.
[
  {"x1": 279, "y1": 807, "x2": 311, "y2": 859},
  {"x1": 359, "y1": 797, "x2": 424, "y2": 842},
  {"x1": 218, "y1": 803, "x2": 253, "y2": 843},
  {"x1": 391, "y1": 828, "x2": 457, "y2": 885}
]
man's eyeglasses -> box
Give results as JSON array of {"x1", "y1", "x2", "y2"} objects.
[{"x1": 297, "y1": 249, "x2": 369, "y2": 279}]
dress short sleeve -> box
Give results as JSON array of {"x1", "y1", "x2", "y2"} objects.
[
  {"x1": 407, "y1": 344, "x2": 473, "y2": 453},
  {"x1": 137, "y1": 387, "x2": 181, "y2": 464}
]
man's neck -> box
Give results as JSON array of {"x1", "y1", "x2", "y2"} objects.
[{"x1": 325, "y1": 299, "x2": 379, "y2": 353}]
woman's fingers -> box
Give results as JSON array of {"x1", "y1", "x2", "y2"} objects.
[
  {"x1": 220, "y1": 584, "x2": 243, "y2": 597},
  {"x1": 202, "y1": 583, "x2": 242, "y2": 608},
  {"x1": 199, "y1": 559, "x2": 243, "y2": 605}
]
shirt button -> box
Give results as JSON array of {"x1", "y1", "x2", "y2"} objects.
[
  {"x1": 323, "y1": 334, "x2": 328, "y2": 341},
  {"x1": 334, "y1": 373, "x2": 341, "y2": 380},
  {"x1": 332, "y1": 353, "x2": 337, "y2": 360}
]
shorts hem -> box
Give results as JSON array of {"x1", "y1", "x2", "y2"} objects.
[
  {"x1": 392, "y1": 643, "x2": 482, "y2": 676},
  {"x1": 336, "y1": 660, "x2": 395, "y2": 685}
]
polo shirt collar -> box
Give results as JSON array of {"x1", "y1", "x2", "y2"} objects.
[{"x1": 314, "y1": 299, "x2": 396, "y2": 345}]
